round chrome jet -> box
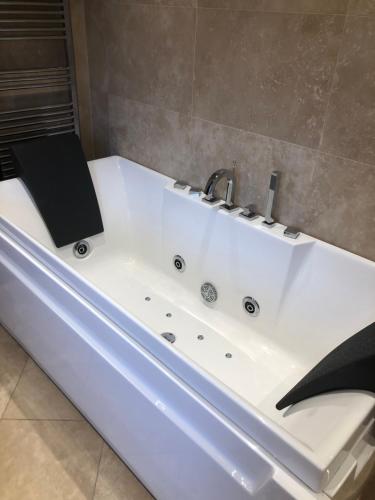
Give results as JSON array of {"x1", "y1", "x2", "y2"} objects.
[
  {"x1": 201, "y1": 282, "x2": 218, "y2": 303},
  {"x1": 73, "y1": 240, "x2": 90, "y2": 259},
  {"x1": 173, "y1": 255, "x2": 186, "y2": 273},
  {"x1": 243, "y1": 296, "x2": 260, "y2": 317}
]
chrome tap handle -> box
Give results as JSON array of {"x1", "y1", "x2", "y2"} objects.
[
  {"x1": 263, "y1": 171, "x2": 279, "y2": 226},
  {"x1": 240, "y1": 204, "x2": 259, "y2": 221},
  {"x1": 174, "y1": 180, "x2": 188, "y2": 190}
]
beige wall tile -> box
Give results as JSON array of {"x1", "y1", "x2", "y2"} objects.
[
  {"x1": 109, "y1": 95, "x2": 192, "y2": 178},
  {"x1": 94, "y1": 444, "x2": 153, "y2": 500},
  {"x1": 190, "y1": 118, "x2": 273, "y2": 208},
  {"x1": 194, "y1": 10, "x2": 344, "y2": 148},
  {"x1": 84, "y1": 0, "x2": 375, "y2": 261},
  {"x1": 190, "y1": 119, "x2": 318, "y2": 228},
  {"x1": 92, "y1": 90, "x2": 110, "y2": 159},
  {"x1": 70, "y1": 0, "x2": 95, "y2": 159},
  {"x1": 3, "y1": 358, "x2": 83, "y2": 421},
  {"x1": 198, "y1": 0, "x2": 349, "y2": 14},
  {"x1": 273, "y1": 140, "x2": 375, "y2": 260},
  {"x1": 191, "y1": 118, "x2": 375, "y2": 260},
  {"x1": 0, "y1": 326, "x2": 28, "y2": 417},
  {"x1": 85, "y1": 0, "x2": 111, "y2": 96},
  {"x1": 111, "y1": 0, "x2": 196, "y2": 6},
  {"x1": 85, "y1": 0, "x2": 112, "y2": 158},
  {"x1": 348, "y1": 0, "x2": 375, "y2": 14},
  {"x1": 0, "y1": 420, "x2": 102, "y2": 500},
  {"x1": 104, "y1": 3, "x2": 196, "y2": 114},
  {"x1": 320, "y1": 16, "x2": 375, "y2": 165}
]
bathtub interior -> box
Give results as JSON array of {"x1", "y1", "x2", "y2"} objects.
[{"x1": 1, "y1": 155, "x2": 374, "y2": 464}]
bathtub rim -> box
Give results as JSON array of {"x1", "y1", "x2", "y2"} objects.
[
  {"x1": 0, "y1": 155, "x2": 374, "y2": 493},
  {"x1": 1, "y1": 214, "x2": 375, "y2": 495}
]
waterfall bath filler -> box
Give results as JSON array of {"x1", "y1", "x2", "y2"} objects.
[{"x1": 0, "y1": 156, "x2": 374, "y2": 499}]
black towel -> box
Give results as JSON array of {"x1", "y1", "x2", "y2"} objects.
[{"x1": 11, "y1": 133, "x2": 104, "y2": 248}]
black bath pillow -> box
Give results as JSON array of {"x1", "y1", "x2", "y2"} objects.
[
  {"x1": 276, "y1": 322, "x2": 375, "y2": 410},
  {"x1": 11, "y1": 133, "x2": 104, "y2": 248}
]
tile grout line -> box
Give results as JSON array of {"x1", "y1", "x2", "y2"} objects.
[
  {"x1": 318, "y1": 6, "x2": 350, "y2": 152},
  {"x1": 100, "y1": 0, "x2": 375, "y2": 17},
  {"x1": 108, "y1": 1, "x2": 352, "y2": 16},
  {"x1": 107, "y1": 0, "x2": 375, "y2": 18},
  {"x1": 110, "y1": 92, "x2": 375, "y2": 171},
  {"x1": 0, "y1": 355, "x2": 29, "y2": 420},
  {"x1": 190, "y1": 4, "x2": 198, "y2": 119},
  {"x1": 185, "y1": 0, "x2": 199, "y2": 171},
  {"x1": 91, "y1": 440, "x2": 105, "y2": 500},
  {"x1": 194, "y1": 116, "x2": 375, "y2": 171}
]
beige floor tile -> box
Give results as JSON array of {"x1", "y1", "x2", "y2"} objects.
[
  {"x1": 94, "y1": 444, "x2": 153, "y2": 500},
  {"x1": 3, "y1": 357, "x2": 83, "y2": 421},
  {"x1": 0, "y1": 419, "x2": 103, "y2": 500},
  {"x1": 0, "y1": 325, "x2": 28, "y2": 417}
]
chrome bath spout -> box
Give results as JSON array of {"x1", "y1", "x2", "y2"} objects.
[{"x1": 203, "y1": 169, "x2": 235, "y2": 207}]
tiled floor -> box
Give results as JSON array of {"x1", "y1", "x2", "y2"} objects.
[
  {"x1": 0, "y1": 324, "x2": 374, "y2": 500},
  {"x1": 0, "y1": 325, "x2": 153, "y2": 500}
]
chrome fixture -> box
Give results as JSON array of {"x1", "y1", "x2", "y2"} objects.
[
  {"x1": 203, "y1": 169, "x2": 237, "y2": 210},
  {"x1": 240, "y1": 204, "x2": 259, "y2": 221},
  {"x1": 174, "y1": 180, "x2": 188, "y2": 190},
  {"x1": 161, "y1": 332, "x2": 176, "y2": 344},
  {"x1": 201, "y1": 282, "x2": 218, "y2": 303},
  {"x1": 73, "y1": 240, "x2": 90, "y2": 259},
  {"x1": 243, "y1": 297, "x2": 260, "y2": 317},
  {"x1": 284, "y1": 227, "x2": 301, "y2": 239},
  {"x1": 188, "y1": 186, "x2": 202, "y2": 196},
  {"x1": 262, "y1": 171, "x2": 279, "y2": 227},
  {"x1": 173, "y1": 255, "x2": 186, "y2": 272}
]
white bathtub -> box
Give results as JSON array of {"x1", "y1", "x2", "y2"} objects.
[{"x1": 0, "y1": 156, "x2": 374, "y2": 500}]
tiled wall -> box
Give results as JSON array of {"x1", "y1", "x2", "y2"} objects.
[{"x1": 83, "y1": 0, "x2": 375, "y2": 261}]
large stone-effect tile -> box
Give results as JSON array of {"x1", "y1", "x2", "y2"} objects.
[
  {"x1": 3, "y1": 358, "x2": 82, "y2": 421},
  {"x1": 109, "y1": 95, "x2": 192, "y2": 179},
  {"x1": 0, "y1": 325, "x2": 28, "y2": 417},
  {"x1": 199, "y1": 0, "x2": 349, "y2": 14},
  {"x1": 191, "y1": 119, "x2": 375, "y2": 260},
  {"x1": 194, "y1": 10, "x2": 344, "y2": 148},
  {"x1": 348, "y1": 0, "x2": 375, "y2": 14},
  {"x1": 85, "y1": 0, "x2": 111, "y2": 96},
  {"x1": 320, "y1": 16, "x2": 375, "y2": 165},
  {"x1": 91, "y1": 90, "x2": 110, "y2": 159},
  {"x1": 0, "y1": 420, "x2": 103, "y2": 500},
  {"x1": 190, "y1": 118, "x2": 273, "y2": 208},
  {"x1": 273, "y1": 141, "x2": 375, "y2": 260},
  {"x1": 191, "y1": 118, "x2": 317, "y2": 227},
  {"x1": 113, "y1": 0, "x2": 196, "y2": 5},
  {"x1": 85, "y1": 0, "x2": 111, "y2": 158},
  {"x1": 105, "y1": 2, "x2": 195, "y2": 113},
  {"x1": 94, "y1": 444, "x2": 153, "y2": 500}
]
